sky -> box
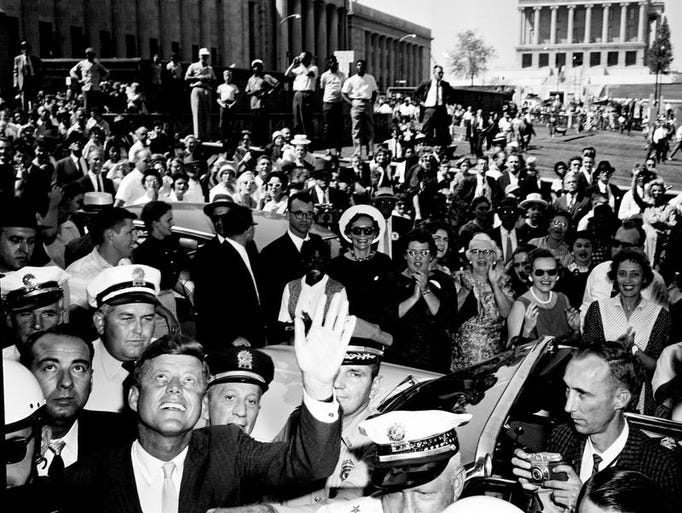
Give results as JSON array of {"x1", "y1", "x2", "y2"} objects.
[{"x1": 359, "y1": 0, "x2": 682, "y2": 76}]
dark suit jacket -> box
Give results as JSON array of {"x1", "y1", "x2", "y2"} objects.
[
  {"x1": 524, "y1": 178, "x2": 553, "y2": 203},
  {"x1": 414, "y1": 79, "x2": 456, "y2": 106},
  {"x1": 553, "y1": 193, "x2": 591, "y2": 223},
  {"x1": 191, "y1": 236, "x2": 265, "y2": 349},
  {"x1": 548, "y1": 422, "x2": 682, "y2": 511},
  {"x1": 56, "y1": 155, "x2": 87, "y2": 185},
  {"x1": 65, "y1": 404, "x2": 340, "y2": 513},
  {"x1": 487, "y1": 225, "x2": 528, "y2": 259},
  {"x1": 77, "y1": 409, "x2": 137, "y2": 460},
  {"x1": 259, "y1": 232, "x2": 322, "y2": 327},
  {"x1": 72, "y1": 174, "x2": 116, "y2": 195},
  {"x1": 452, "y1": 174, "x2": 502, "y2": 207},
  {"x1": 497, "y1": 171, "x2": 529, "y2": 198},
  {"x1": 21, "y1": 162, "x2": 54, "y2": 214},
  {"x1": 584, "y1": 183, "x2": 623, "y2": 213}
]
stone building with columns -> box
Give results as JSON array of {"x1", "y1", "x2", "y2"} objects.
[
  {"x1": 503, "y1": 0, "x2": 670, "y2": 97},
  {"x1": 0, "y1": 0, "x2": 431, "y2": 96}
]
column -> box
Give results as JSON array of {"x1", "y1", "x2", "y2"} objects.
[
  {"x1": 291, "y1": 0, "x2": 302, "y2": 52},
  {"x1": 380, "y1": 36, "x2": 387, "y2": 90},
  {"x1": 567, "y1": 5, "x2": 575, "y2": 44},
  {"x1": 328, "y1": 4, "x2": 338, "y2": 53},
  {"x1": 277, "y1": 0, "x2": 289, "y2": 68},
  {"x1": 602, "y1": 4, "x2": 610, "y2": 43},
  {"x1": 412, "y1": 45, "x2": 418, "y2": 85},
  {"x1": 584, "y1": 4, "x2": 593, "y2": 43},
  {"x1": 637, "y1": 2, "x2": 647, "y2": 42},
  {"x1": 620, "y1": 3, "x2": 628, "y2": 43},
  {"x1": 304, "y1": 0, "x2": 314, "y2": 51},
  {"x1": 315, "y1": 2, "x2": 327, "y2": 61},
  {"x1": 387, "y1": 38, "x2": 394, "y2": 87},
  {"x1": 533, "y1": 7, "x2": 541, "y2": 45},
  {"x1": 21, "y1": 0, "x2": 40, "y2": 50},
  {"x1": 519, "y1": 7, "x2": 525, "y2": 45},
  {"x1": 550, "y1": 6, "x2": 558, "y2": 45}
]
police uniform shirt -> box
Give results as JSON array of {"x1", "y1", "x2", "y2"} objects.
[{"x1": 84, "y1": 338, "x2": 130, "y2": 413}]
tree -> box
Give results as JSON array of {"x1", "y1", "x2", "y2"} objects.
[
  {"x1": 647, "y1": 17, "x2": 673, "y2": 111},
  {"x1": 447, "y1": 30, "x2": 496, "y2": 86}
]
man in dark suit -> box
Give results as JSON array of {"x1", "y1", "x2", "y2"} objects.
[
  {"x1": 260, "y1": 192, "x2": 320, "y2": 335},
  {"x1": 451, "y1": 156, "x2": 502, "y2": 209},
  {"x1": 585, "y1": 161, "x2": 623, "y2": 214},
  {"x1": 414, "y1": 65, "x2": 456, "y2": 147},
  {"x1": 22, "y1": 325, "x2": 136, "y2": 478},
  {"x1": 553, "y1": 171, "x2": 591, "y2": 225},
  {"x1": 21, "y1": 137, "x2": 54, "y2": 215},
  {"x1": 469, "y1": 109, "x2": 488, "y2": 157},
  {"x1": 488, "y1": 198, "x2": 528, "y2": 264},
  {"x1": 71, "y1": 148, "x2": 115, "y2": 195},
  {"x1": 55, "y1": 135, "x2": 88, "y2": 186},
  {"x1": 497, "y1": 153, "x2": 529, "y2": 199},
  {"x1": 307, "y1": 170, "x2": 348, "y2": 211},
  {"x1": 65, "y1": 309, "x2": 353, "y2": 513},
  {"x1": 13, "y1": 41, "x2": 42, "y2": 111},
  {"x1": 512, "y1": 343, "x2": 682, "y2": 512},
  {"x1": 192, "y1": 202, "x2": 265, "y2": 350}
]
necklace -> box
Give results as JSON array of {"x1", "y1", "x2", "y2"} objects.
[
  {"x1": 530, "y1": 288, "x2": 553, "y2": 305},
  {"x1": 350, "y1": 251, "x2": 375, "y2": 262}
]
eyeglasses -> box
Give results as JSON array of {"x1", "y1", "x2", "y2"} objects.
[
  {"x1": 552, "y1": 220, "x2": 568, "y2": 228},
  {"x1": 533, "y1": 268, "x2": 559, "y2": 277},
  {"x1": 470, "y1": 248, "x2": 495, "y2": 256},
  {"x1": 290, "y1": 211, "x2": 315, "y2": 220},
  {"x1": 350, "y1": 226, "x2": 376, "y2": 236},
  {"x1": 5, "y1": 437, "x2": 31, "y2": 464},
  {"x1": 267, "y1": 183, "x2": 282, "y2": 188},
  {"x1": 406, "y1": 249, "x2": 431, "y2": 258},
  {"x1": 611, "y1": 239, "x2": 641, "y2": 249},
  {"x1": 513, "y1": 261, "x2": 530, "y2": 268}
]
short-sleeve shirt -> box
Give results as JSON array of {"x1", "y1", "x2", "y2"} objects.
[
  {"x1": 69, "y1": 59, "x2": 109, "y2": 91},
  {"x1": 341, "y1": 73, "x2": 378, "y2": 100},
  {"x1": 320, "y1": 70, "x2": 347, "y2": 103},
  {"x1": 245, "y1": 74, "x2": 279, "y2": 110},
  {"x1": 217, "y1": 83, "x2": 239, "y2": 103},
  {"x1": 184, "y1": 62, "x2": 216, "y2": 87},
  {"x1": 291, "y1": 64, "x2": 319, "y2": 91}
]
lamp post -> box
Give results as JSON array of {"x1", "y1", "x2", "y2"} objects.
[
  {"x1": 280, "y1": 13, "x2": 301, "y2": 24},
  {"x1": 399, "y1": 33, "x2": 417, "y2": 43}
]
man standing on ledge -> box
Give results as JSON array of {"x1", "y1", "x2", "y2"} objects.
[
  {"x1": 414, "y1": 65, "x2": 455, "y2": 148},
  {"x1": 286, "y1": 51, "x2": 319, "y2": 141},
  {"x1": 185, "y1": 48, "x2": 216, "y2": 140},
  {"x1": 342, "y1": 59, "x2": 378, "y2": 160},
  {"x1": 69, "y1": 48, "x2": 109, "y2": 114}
]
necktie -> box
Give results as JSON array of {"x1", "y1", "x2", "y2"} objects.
[
  {"x1": 591, "y1": 453, "x2": 602, "y2": 476},
  {"x1": 78, "y1": 158, "x2": 85, "y2": 177},
  {"x1": 97, "y1": 175, "x2": 103, "y2": 192},
  {"x1": 161, "y1": 462, "x2": 179, "y2": 513},
  {"x1": 505, "y1": 233, "x2": 513, "y2": 263},
  {"x1": 48, "y1": 440, "x2": 66, "y2": 479}
]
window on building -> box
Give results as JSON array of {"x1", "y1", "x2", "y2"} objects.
[
  {"x1": 538, "y1": 53, "x2": 549, "y2": 68},
  {"x1": 625, "y1": 51, "x2": 637, "y2": 66},
  {"x1": 125, "y1": 35, "x2": 137, "y2": 58},
  {"x1": 248, "y1": 1, "x2": 256, "y2": 64},
  {"x1": 607, "y1": 51, "x2": 619, "y2": 66},
  {"x1": 590, "y1": 52, "x2": 601, "y2": 67},
  {"x1": 211, "y1": 47, "x2": 218, "y2": 65},
  {"x1": 171, "y1": 41, "x2": 180, "y2": 57},
  {"x1": 149, "y1": 38, "x2": 159, "y2": 58},
  {"x1": 572, "y1": 52, "x2": 583, "y2": 67},
  {"x1": 39, "y1": 22, "x2": 54, "y2": 57},
  {"x1": 70, "y1": 26, "x2": 85, "y2": 57},
  {"x1": 522, "y1": 53, "x2": 533, "y2": 68},
  {"x1": 99, "y1": 31, "x2": 113, "y2": 58},
  {"x1": 555, "y1": 52, "x2": 566, "y2": 68}
]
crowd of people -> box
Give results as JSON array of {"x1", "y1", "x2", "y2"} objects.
[{"x1": 3, "y1": 40, "x2": 682, "y2": 513}]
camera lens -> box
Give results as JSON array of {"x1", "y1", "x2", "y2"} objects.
[{"x1": 530, "y1": 467, "x2": 546, "y2": 482}]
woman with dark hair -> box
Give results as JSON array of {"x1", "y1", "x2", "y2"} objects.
[
  {"x1": 132, "y1": 169, "x2": 162, "y2": 205},
  {"x1": 528, "y1": 210, "x2": 573, "y2": 267},
  {"x1": 550, "y1": 160, "x2": 568, "y2": 199},
  {"x1": 386, "y1": 229, "x2": 457, "y2": 373},
  {"x1": 507, "y1": 248, "x2": 579, "y2": 344},
  {"x1": 260, "y1": 171, "x2": 289, "y2": 214},
  {"x1": 458, "y1": 196, "x2": 493, "y2": 251},
  {"x1": 577, "y1": 468, "x2": 667, "y2": 513},
  {"x1": 583, "y1": 249, "x2": 671, "y2": 414},
  {"x1": 425, "y1": 220, "x2": 460, "y2": 275},
  {"x1": 102, "y1": 143, "x2": 130, "y2": 192},
  {"x1": 328, "y1": 206, "x2": 396, "y2": 339}
]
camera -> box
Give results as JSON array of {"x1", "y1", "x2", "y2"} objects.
[{"x1": 528, "y1": 452, "x2": 568, "y2": 483}]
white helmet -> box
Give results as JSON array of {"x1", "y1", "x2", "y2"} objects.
[
  {"x1": 3, "y1": 359, "x2": 45, "y2": 431},
  {"x1": 442, "y1": 496, "x2": 524, "y2": 513}
]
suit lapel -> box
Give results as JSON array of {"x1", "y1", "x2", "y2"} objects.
[{"x1": 179, "y1": 433, "x2": 209, "y2": 513}]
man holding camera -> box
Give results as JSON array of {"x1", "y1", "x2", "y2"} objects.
[
  {"x1": 511, "y1": 343, "x2": 682, "y2": 512},
  {"x1": 285, "y1": 51, "x2": 319, "y2": 140}
]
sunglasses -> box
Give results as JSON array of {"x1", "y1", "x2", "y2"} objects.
[
  {"x1": 267, "y1": 183, "x2": 282, "y2": 188},
  {"x1": 290, "y1": 211, "x2": 315, "y2": 220},
  {"x1": 350, "y1": 226, "x2": 376, "y2": 236},
  {"x1": 611, "y1": 239, "x2": 641, "y2": 249},
  {"x1": 533, "y1": 268, "x2": 559, "y2": 277},
  {"x1": 5, "y1": 437, "x2": 31, "y2": 464},
  {"x1": 470, "y1": 248, "x2": 495, "y2": 256},
  {"x1": 552, "y1": 220, "x2": 568, "y2": 228},
  {"x1": 406, "y1": 249, "x2": 430, "y2": 258}
]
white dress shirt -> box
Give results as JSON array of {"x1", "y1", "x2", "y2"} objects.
[
  {"x1": 88, "y1": 170, "x2": 104, "y2": 192},
  {"x1": 131, "y1": 441, "x2": 188, "y2": 513},
  {"x1": 37, "y1": 420, "x2": 80, "y2": 476},
  {"x1": 579, "y1": 421, "x2": 629, "y2": 482},
  {"x1": 287, "y1": 229, "x2": 309, "y2": 252},
  {"x1": 423, "y1": 80, "x2": 443, "y2": 107},
  {"x1": 500, "y1": 226, "x2": 518, "y2": 262},
  {"x1": 116, "y1": 168, "x2": 146, "y2": 205},
  {"x1": 71, "y1": 154, "x2": 88, "y2": 177},
  {"x1": 85, "y1": 338, "x2": 130, "y2": 412}
]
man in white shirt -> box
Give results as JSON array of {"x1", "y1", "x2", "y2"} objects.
[
  {"x1": 66, "y1": 207, "x2": 137, "y2": 311},
  {"x1": 342, "y1": 59, "x2": 378, "y2": 159},
  {"x1": 24, "y1": 325, "x2": 136, "y2": 477},
  {"x1": 127, "y1": 126, "x2": 150, "y2": 162},
  {"x1": 320, "y1": 56, "x2": 347, "y2": 155},
  {"x1": 64, "y1": 295, "x2": 356, "y2": 513},
  {"x1": 670, "y1": 124, "x2": 682, "y2": 159},
  {"x1": 116, "y1": 148, "x2": 150, "y2": 206},
  {"x1": 414, "y1": 65, "x2": 455, "y2": 147},
  {"x1": 83, "y1": 264, "x2": 160, "y2": 413},
  {"x1": 286, "y1": 51, "x2": 319, "y2": 139}
]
